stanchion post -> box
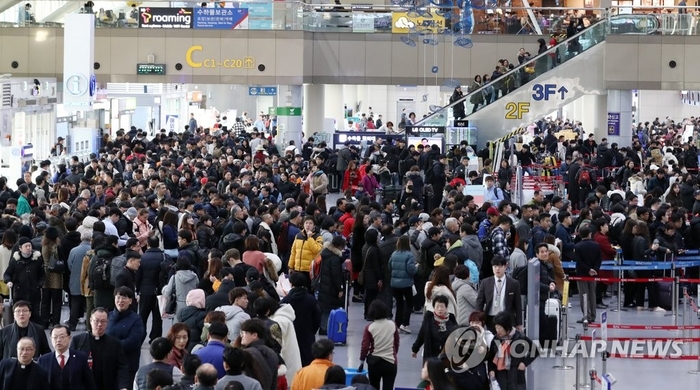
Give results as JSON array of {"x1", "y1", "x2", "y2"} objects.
[
  {"x1": 665, "y1": 263, "x2": 678, "y2": 320},
  {"x1": 690, "y1": 296, "x2": 700, "y2": 375},
  {"x1": 590, "y1": 369, "x2": 597, "y2": 390},
  {"x1": 601, "y1": 351, "x2": 608, "y2": 379},
  {"x1": 611, "y1": 250, "x2": 626, "y2": 312},
  {"x1": 552, "y1": 305, "x2": 574, "y2": 370},
  {"x1": 574, "y1": 334, "x2": 582, "y2": 388}
]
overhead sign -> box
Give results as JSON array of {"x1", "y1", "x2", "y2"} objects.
[
  {"x1": 139, "y1": 7, "x2": 193, "y2": 29},
  {"x1": 453, "y1": 119, "x2": 469, "y2": 127},
  {"x1": 334, "y1": 132, "x2": 405, "y2": 147},
  {"x1": 276, "y1": 107, "x2": 301, "y2": 116},
  {"x1": 406, "y1": 125, "x2": 446, "y2": 135},
  {"x1": 249, "y1": 86, "x2": 277, "y2": 96},
  {"x1": 391, "y1": 12, "x2": 445, "y2": 34},
  {"x1": 193, "y1": 7, "x2": 248, "y2": 29},
  {"x1": 607, "y1": 113, "x2": 620, "y2": 136},
  {"x1": 243, "y1": 2, "x2": 273, "y2": 30},
  {"x1": 185, "y1": 45, "x2": 255, "y2": 69},
  {"x1": 137, "y1": 63, "x2": 166, "y2": 75}
]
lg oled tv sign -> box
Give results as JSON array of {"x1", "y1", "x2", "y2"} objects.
[{"x1": 139, "y1": 7, "x2": 193, "y2": 29}]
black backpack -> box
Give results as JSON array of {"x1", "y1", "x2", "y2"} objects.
[
  {"x1": 159, "y1": 255, "x2": 175, "y2": 292},
  {"x1": 480, "y1": 235, "x2": 494, "y2": 280},
  {"x1": 89, "y1": 254, "x2": 113, "y2": 290}
]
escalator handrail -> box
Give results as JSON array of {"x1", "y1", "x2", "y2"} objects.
[{"x1": 412, "y1": 19, "x2": 607, "y2": 126}]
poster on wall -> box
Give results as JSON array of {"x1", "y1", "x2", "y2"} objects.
[
  {"x1": 243, "y1": 2, "x2": 273, "y2": 29},
  {"x1": 607, "y1": 113, "x2": 620, "y2": 136},
  {"x1": 193, "y1": 8, "x2": 249, "y2": 29},
  {"x1": 407, "y1": 136, "x2": 445, "y2": 152},
  {"x1": 139, "y1": 7, "x2": 193, "y2": 29},
  {"x1": 353, "y1": 13, "x2": 374, "y2": 32}
]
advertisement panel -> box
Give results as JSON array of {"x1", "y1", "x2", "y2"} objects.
[
  {"x1": 193, "y1": 7, "x2": 249, "y2": 29},
  {"x1": 391, "y1": 12, "x2": 445, "y2": 34},
  {"x1": 607, "y1": 112, "x2": 620, "y2": 136},
  {"x1": 352, "y1": 13, "x2": 374, "y2": 32},
  {"x1": 139, "y1": 7, "x2": 193, "y2": 29},
  {"x1": 244, "y1": 2, "x2": 273, "y2": 30}
]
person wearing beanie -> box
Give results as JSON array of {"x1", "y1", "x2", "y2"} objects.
[
  {"x1": 4, "y1": 235, "x2": 45, "y2": 321},
  {"x1": 40, "y1": 227, "x2": 63, "y2": 328}
]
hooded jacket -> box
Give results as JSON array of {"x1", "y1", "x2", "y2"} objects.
[
  {"x1": 270, "y1": 303, "x2": 302, "y2": 384},
  {"x1": 460, "y1": 235, "x2": 484, "y2": 269},
  {"x1": 388, "y1": 250, "x2": 417, "y2": 289},
  {"x1": 177, "y1": 305, "x2": 206, "y2": 350},
  {"x1": 217, "y1": 304, "x2": 250, "y2": 341},
  {"x1": 281, "y1": 286, "x2": 321, "y2": 366},
  {"x1": 288, "y1": 232, "x2": 323, "y2": 273},
  {"x1": 163, "y1": 269, "x2": 199, "y2": 315},
  {"x1": 317, "y1": 243, "x2": 344, "y2": 311},
  {"x1": 452, "y1": 277, "x2": 479, "y2": 326},
  {"x1": 445, "y1": 239, "x2": 470, "y2": 264}
]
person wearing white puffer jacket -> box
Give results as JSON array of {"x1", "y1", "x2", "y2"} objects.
[{"x1": 269, "y1": 300, "x2": 302, "y2": 384}]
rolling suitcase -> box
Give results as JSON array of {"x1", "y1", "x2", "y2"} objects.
[
  {"x1": 327, "y1": 307, "x2": 348, "y2": 345},
  {"x1": 657, "y1": 281, "x2": 673, "y2": 310},
  {"x1": 542, "y1": 294, "x2": 561, "y2": 346},
  {"x1": 2, "y1": 289, "x2": 12, "y2": 327}
]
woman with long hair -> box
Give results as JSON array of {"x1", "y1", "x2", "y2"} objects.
[
  {"x1": 199, "y1": 257, "x2": 223, "y2": 296},
  {"x1": 178, "y1": 212, "x2": 197, "y2": 237},
  {"x1": 360, "y1": 229, "x2": 383, "y2": 320},
  {"x1": 412, "y1": 294, "x2": 458, "y2": 361},
  {"x1": 389, "y1": 235, "x2": 417, "y2": 333},
  {"x1": 424, "y1": 266, "x2": 457, "y2": 317},
  {"x1": 342, "y1": 160, "x2": 361, "y2": 192},
  {"x1": 664, "y1": 182, "x2": 684, "y2": 209},
  {"x1": 162, "y1": 210, "x2": 179, "y2": 259},
  {"x1": 242, "y1": 235, "x2": 266, "y2": 274},
  {"x1": 166, "y1": 322, "x2": 191, "y2": 367},
  {"x1": 468, "y1": 76, "x2": 482, "y2": 114},
  {"x1": 351, "y1": 213, "x2": 369, "y2": 302},
  {"x1": 420, "y1": 357, "x2": 456, "y2": 390},
  {"x1": 41, "y1": 227, "x2": 63, "y2": 328}
]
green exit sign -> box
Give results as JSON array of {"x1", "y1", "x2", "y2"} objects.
[{"x1": 136, "y1": 64, "x2": 166, "y2": 75}]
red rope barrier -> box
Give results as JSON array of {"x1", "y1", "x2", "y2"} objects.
[
  {"x1": 568, "y1": 276, "x2": 673, "y2": 283},
  {"x1": 586, "y1": 323, "x2": 700, "y2": 330},
  {"x1": 608, "y1": 353, "x2": 700, "y2": 360},
  {"x1": 679, "y1": 278, "x2": 700, "y2": 283},
  {"x1": 580, "y1": 336, "x2": 700, "y2": 342}
]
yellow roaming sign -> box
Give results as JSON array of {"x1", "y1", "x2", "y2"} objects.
[{"x1": 185, "y1": 45, "x2": 255, "y2": 69}]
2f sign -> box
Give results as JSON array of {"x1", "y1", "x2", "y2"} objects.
[
  {"x1": 532, "y1": 83, "x2": 569, "y2": 101},
  {"x1": 505, "y1": 102, "x2": 530, "y2": 119}
]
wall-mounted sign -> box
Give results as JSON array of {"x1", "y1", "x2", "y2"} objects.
[
  {"x1": 193, "y1": 7, "x2": 248, "y2": 29},
  {"x1": 334, "y1": 132, "x2": 405, "y2": 147},
  {"x1": 353, "y1": 13, "x2": 374, "y2": 32},
  {"x1": 185, "y1": 45, "x2": 255, "y2": 69},
  {"x1": 608, "y1": 112, "x2": 620, "y2": 136},
  {"x1": 139, "y1": 7, "x2": 193, "y2": 29},
  {"x1": 406, "y1": 125, "x2": 446, "y2": 135},
  {"x1": 391, "y1": 12, "x2": 445, "y2": 34},
  {"x1": 137, "y1": 64, "x2": 167, "y2": 75},
  {"x1": 249, "y1": 86, "x2": 277, "y2": 96},
  {"x1": 276, "y1": 107, "x2": 301, "y2": 116},
  {"x1": 243, "y1": 2, "x2": 273, "y2": 30}
]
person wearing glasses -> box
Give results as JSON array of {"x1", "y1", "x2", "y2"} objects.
[
  {"x1": 71, "y1": 307, "x2": 131, "y2": 390},
  {"x1": 0, "y1": 300, "x2": 50, "y2": 359},
  {"x1": 0, "y1": 337, "x2": 49, "y2": 389},
  {"x1": 37, "y1": 324, "x2": 96, "y2": 390}
]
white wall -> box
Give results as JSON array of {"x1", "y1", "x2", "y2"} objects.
[
  {"x1": 346, "y1": 85, "x2": 450, "y2": 126},
  {"x1": 637, "y1": 90, "x2": 700, "y2": 124}
]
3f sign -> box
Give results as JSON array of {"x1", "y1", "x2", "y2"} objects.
[{"x1": 505, "y1": 102, "x2": 529, "y2": 119}]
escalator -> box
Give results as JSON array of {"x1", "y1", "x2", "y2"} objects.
[{"x1": 414, "y1": 20, "x2": 608, "y2": 145}]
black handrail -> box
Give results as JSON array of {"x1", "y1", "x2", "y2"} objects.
[{"x1": 413, "y1": 18, "x2": 607, "y2": 126}]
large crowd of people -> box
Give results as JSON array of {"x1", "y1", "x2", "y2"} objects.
[{"x1": 0, "y1": 113, "x2": 696, "y2": 390}]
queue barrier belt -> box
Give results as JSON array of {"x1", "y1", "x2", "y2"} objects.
[
  {"x1": 560, "y1": 260, "x2": 700, "y2": 271},
  {"x1": 579, "y1": 336, "x2": 700, "y2": 342},
  {"x1": 568, "y1": 276, "x2": 672, "y2": 283},
  {"x1": 586, "y1": 323, "x2": 700, "y2": 330}
]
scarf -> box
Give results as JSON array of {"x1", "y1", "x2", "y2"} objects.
[
  {"x1": 493, "y1": 329, "x2": 516, "y2": 371},
  {"x1": 434, "y1": 312, "x2": 449, "y2": 332}
]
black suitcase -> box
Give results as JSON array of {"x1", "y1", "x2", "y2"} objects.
[
  {"x1": 657, "y1": 281, "x2": 673, "y2": 310},
  {"x1": 2, "y1": 290, "x2": 12, "y2": 327}
]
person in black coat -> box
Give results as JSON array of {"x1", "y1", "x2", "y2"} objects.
[
  {"x1": 574, "y1": 227, "x2": 602, "y2": 323},
  {"x1": 0, "y1": 337, "x2": 49, "y2": 390},
  {"x1": 0, "y1": 300, "x2": 51, "y2": 360},
  {"x1": 411, "y1": 295, "x2": 458, "y2": 361},
  {"x1": 70, "y1": 308, "x2": 131, "y2": 390},
  {"x1": 106, "y1": 287, "x2": 146, "y2": 387},
  {"x1": 137, "y1": 238, "x2": 165, "y2": 344},
  {"x1": 360, "y1": 229, "x2": 383, "y2": 320},
  {"x1": 4, "y1": 237, "x2": 45, "y2": 320},
  {"x1": 281, "y1": 272, "x2": 321, "y2": 366},
  {"x1": 205, "y1": 268, "x2": 236, "y2": 312},
  {"x1": 115, "y1": 252, "x2": 140, "y2": 313},
  {"x1": 37, "y1": 325, "x2": 96, "y2": 390},
  {"x1": 317, "y1": 237, "x2": 346, "y2": 335}
]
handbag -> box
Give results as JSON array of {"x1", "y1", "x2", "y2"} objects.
[
  {"x1": 165, "y1": 276, "x2": 177, "y2": 315},
  {"x1": 47, "y1": 253, "x2": 66, "y2": 274}
]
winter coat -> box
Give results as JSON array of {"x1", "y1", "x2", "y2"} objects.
[
  {"x1": 411, "y1": 310, "x2": 458, "y2": 360},
  {"x1": 58, "y1": 231, "x2": 82, "y2": 265},
  {"x1": 107, "y1": 308, "x2": 146, "y2": 372},
  {"x1": 270, "y1": 303, "x2": 302, "y2": 384},
  {"x1": 281, "y1": 286, "x2": 321, "y2": 366},
  {"x1": 163, "y1": 270, "x2": 199, "y2": 316},
  {"x1": 41, "y1": 244, "x2": 63, "y2": 290},
  {"x1": 288, "y1": 232, "x2": 324, "y2": 273},
  {"x1": 68, "y1": 242, "x2": 91, "y2": 296},
  {"x1": 378, "y1": 234, "x2": 399, "y2": 283},
  {"x1": 138, "y1": 248, "x2": 165, "y2": 296},
  {"x1": 508, "y1": 247, "x2": 528, "y2": 274},
  {"x1": 217, "y1": 304, "x2": 250, "y2": 341},
  {"x1": 424, "y1": 283, "x2": 458, "y2": 317},
  {"x1": 461, "y1": 235, "x2": 484, "y2": 269},
  {"x1": 419, "y1": 238, "x2": 444, "y2": 277},
  {"x1": 4, "y1": 250, "x2": 45, "y2": 301},
  {"x1": 388, "y1": 250, "x2": 417, "y2": 289},
  {"x1": 311, "y1": 171, "x2": 329, "y2": 195},
  {"x1": 452, "y1": 277, "x2": 479, "y2": 326},
  {"x1": 317, "y1": 243, "x2": 344, "y2": 312},
  {"x1": 445, "y1": 239, "x2": 470, "y2": 263},
  {"x1": 176, "y1": 305, "x2": 206, "y2": 350},
  {"x1": 360, "y1": 243, "x2": 383, "y2": 289}
]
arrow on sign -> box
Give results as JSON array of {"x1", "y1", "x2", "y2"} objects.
[{"x1": 558, "y1": 86, "x2": 569, "y2": 99}]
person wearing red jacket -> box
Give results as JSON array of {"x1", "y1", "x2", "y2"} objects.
[
  {"x1": 339, "y1": 204, "x2": 356, "y2": 238},
  {"x1": 593, "y1": 218, "x2": 617, "y2": 309}
]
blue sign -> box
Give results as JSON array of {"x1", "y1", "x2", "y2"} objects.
[
  {"x1": 193, "y1": 7, "x2": 248, "y2": 29},
  {"x1": 608, "y1": 112, "x2": 620, "y2": 136},
  {"x1": 249, "y1": 86, "x2": 277, "y2": 96},
  {"x1": 243, "y1": 2, "x2": 273, "y2": 30},
  {"x1": 89, "y1": 74, "x2": 96, "y2": 97},
  {"x1": 532, "y1": 83, "x2": 569, "y2": 101}
]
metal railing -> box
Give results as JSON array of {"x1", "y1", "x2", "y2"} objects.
[{"x1": 413, "y1": 18, "x2": 607, "y2": 127}]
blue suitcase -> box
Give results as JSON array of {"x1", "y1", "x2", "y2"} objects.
[{"x1": 328, "y1": 307, "x2": 348, "y2": 345}]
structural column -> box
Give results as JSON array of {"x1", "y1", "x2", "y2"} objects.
[
  {"x1": 275, "y1": 85, "x2": 303, "y2": 149},
  {"x1": 303, "y1": 84, "x2": 325, "y2": 140},
  {"x1": 324, "y1": 84, "x2": 344, "y2": 130},
  {"x1": 606, "y1": 90, "x2": 634, "y2": 147}
]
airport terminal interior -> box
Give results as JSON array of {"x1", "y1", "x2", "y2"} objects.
[{"x1": 3, "y1": 0, "x2": 700, "y2": 389}]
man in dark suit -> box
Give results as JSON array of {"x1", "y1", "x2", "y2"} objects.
[
  {"x1": 37, "y1": 325, "x2": 96, "y2": 390},
  {"x1": 0, "y1": 337, "x2": 49, "y2": 390},
  {"x1": 0, "y1": 300, "x2": 51, "y2": 360},
  {"x1": 70, "y1": 308, "x2": 130, "y2": 390},
  {"x1": 574, "y1": 226, "x2": 602, "y2": 323},
  {"x1": 115, "y1": 252, "x2": 141, "y2": 313},
  {"x1": 476, "y1": 255, "x2": 523, "y2": 332}
]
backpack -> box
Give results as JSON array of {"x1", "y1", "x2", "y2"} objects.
[
  {"x1": 424, "y1": 161, "x2": 439, "y2": 184},
  {"x1": 310, "y1": 254, "x2": 323, "y2": 292},
  {"x1": 276, "y1": 222, "x2": 290, "y2": 254},
  {"x1": 479, "y1": 236, "x2": 493, "y2": 281},
  {"x1": 109, "y1": 255, "x2": 127, "y2": 287},
  {"x1": 512, "y1": 265, "x2": 529, "y2": 295},
  {"x1": 89, "y1": 254, "x2": 113, "y2": 290},
  {"x1": 464, "y1": 259, "x2": 480, "y2": 285},
  {"x1": 577, "y1": 167, "x2": 591, "y2": 187}
]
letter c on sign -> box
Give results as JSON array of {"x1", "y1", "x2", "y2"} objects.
[{"x1": 186, "y1": 45, "x2": 203, "y2": 68}]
